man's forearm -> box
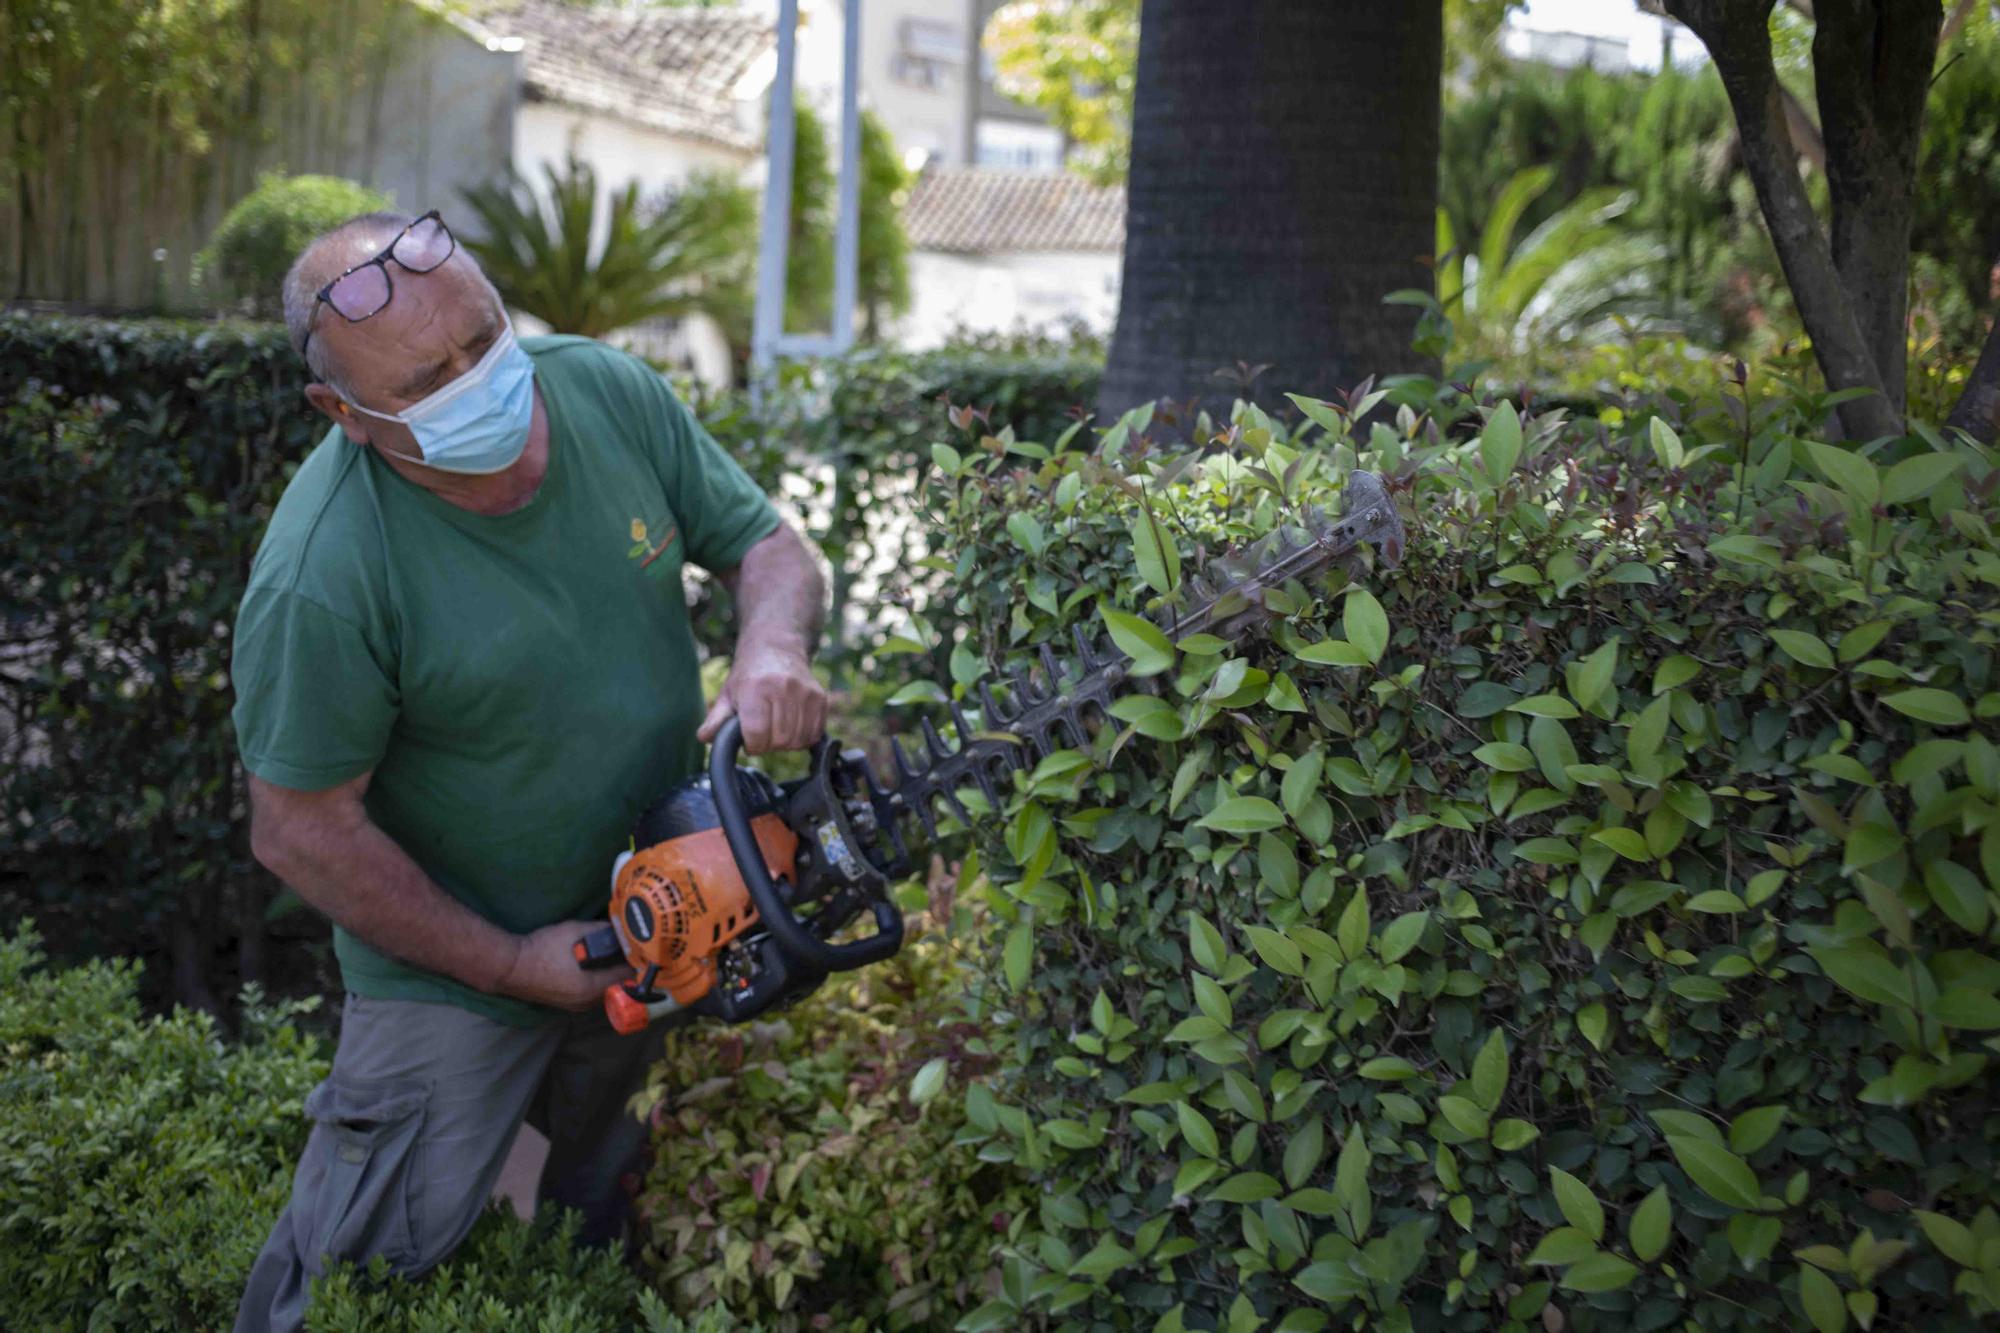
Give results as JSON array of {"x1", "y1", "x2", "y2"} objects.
[
  {"x1": 727, "y1": 523, "x2": 826, "y2": 656},
  {"x1": 261, "y1": 810, "x2": 521, "y2": 994},
  {"x1": 700, "y1": 522, "x2": 833, "y2": 753}
]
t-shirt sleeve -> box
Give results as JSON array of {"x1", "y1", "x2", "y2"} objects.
[
  {"x1": 622, "y1": 357, "x2": 782, "y2": 572},
  {"x1": 231, "y1": 587, "x2": 399, "y2": 791}
]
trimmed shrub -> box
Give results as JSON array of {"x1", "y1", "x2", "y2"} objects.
[
  {"x1": 0, "y1": 926, "x2": 324, "y2": 1329},
  {"x1": 918, "y1": 388, "x2": 2000, "y2": 1330},
  {"x1": 308, "y1": 1214, "x2": 744, "y2": 1333},
  {"x1": 0, "y1": 316, "x2": 321, "y2": 1012},
  {"x1": 633, "y1": 913, "x2": 1029, "y2": 1332},
  {"x1": 195, "y1": 174, "x2": 395, "y2": 316},
  {"x1": 0, "y1": 923, "x2": 756, "y2": 1332}
]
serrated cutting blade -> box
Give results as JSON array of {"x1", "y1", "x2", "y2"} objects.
[{"x1": 888, "y1": 471, "x2": 1405, "y2": 835}]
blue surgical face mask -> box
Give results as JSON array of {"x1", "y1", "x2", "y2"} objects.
[{"x1": 342, "y1": 320, "x2": 535, "y2": 475}]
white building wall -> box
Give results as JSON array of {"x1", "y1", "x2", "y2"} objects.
[
  {"x1": 853, "y1": 0, "x2": 969, "y2": 166},
  {"x1": 510, "y1": 103, "x2": 756, "y2": 388},
  {"x1": 513, "y1": 102, "x2": 753, "y2": 201},
  {"x1": 898, "y1": 248, "x2": 1119, "y2": 348}
]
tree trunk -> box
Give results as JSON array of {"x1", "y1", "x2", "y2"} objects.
[
  {"x1": 1812, "y1": 0, "x2": 1942, "y2": 416},
  {"x1": 172, "y1": 895, "x2": 221, "y2": 1017},
  {"x1": 1664, "y1": 0, "x2": 1902, "y2": 442},
  {"x1": 1099, "y1": 0, "x2": 1443, "y2": 424},
  {"x1": 1947, "y1": 312, "x2": 2000, "y2": 444}
]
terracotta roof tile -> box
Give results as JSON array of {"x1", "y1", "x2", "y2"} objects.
[
  {"x1": 477, "y1": 0, "x2": 772, "y2": 151},
  {"x1": 903, "y1": 166, "x2": 1125, "y2": 254}
]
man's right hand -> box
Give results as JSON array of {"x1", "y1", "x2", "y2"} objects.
[{"x1": 496, "y1": 919, "x2": 634, "y2": 1012}]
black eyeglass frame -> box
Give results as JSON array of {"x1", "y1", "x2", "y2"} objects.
[{"x1": 297, "y1": 210, "x2": 456, "y2": 364}]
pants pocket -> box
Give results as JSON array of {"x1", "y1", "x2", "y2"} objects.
[{"x1": 297, "y1": 1075, "x2": 429, "y2": 1275}]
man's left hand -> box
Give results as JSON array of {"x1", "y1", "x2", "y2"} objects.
[{"x1": 697, "y1": 639, "x2": 828, "y2": 755}]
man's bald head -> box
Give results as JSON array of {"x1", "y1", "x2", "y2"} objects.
[
  {"x1": 284, "y1": 210, "x2": 518, "y2": 468},
  {"x1": 282, "y1": 211, "x2": 503, "y2": 393},
  {"x1": 282, "y1": 212, "x2": 412, "y2": 390}
]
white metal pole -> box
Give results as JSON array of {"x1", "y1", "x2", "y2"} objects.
[
  {"x1": 750, "y1": 0, "x2": 802, "y2": 405},
  {"x1": 830, "y1": 0, "x2": 862, "y2": 353}
]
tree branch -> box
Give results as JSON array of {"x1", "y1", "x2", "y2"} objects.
[
  {"x1": 1947, "y1": 310, "x2": 2000, "y2": 444},
  {"x1": 1663, "y1": 0, "x2": 1901, "y2": 440},
  {"x1": 1941, "y1": 0, "x2": 1977, "y2": 45}
]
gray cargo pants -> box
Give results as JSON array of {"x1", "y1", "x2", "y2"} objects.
[{"x1": 234, "y1": 992, "x2": 669, "y2": 1333}]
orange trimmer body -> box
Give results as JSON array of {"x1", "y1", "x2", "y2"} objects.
[{"x1": 596, "y1": 813, "x2": 799, "y2": 1033}]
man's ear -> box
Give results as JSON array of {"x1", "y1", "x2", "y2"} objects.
[{"x1": 303, "y1": 382, "x2": 371, "y2": 446}]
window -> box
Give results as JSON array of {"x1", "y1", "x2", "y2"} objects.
[
  {"x1": 900, "y1": 18, "x2": 962, "y2": 62},
  {"x1": 975, "y1": 120, "x2": 1064, "y2": 173},
  {"x1": 893, "y1": 17, "x2": 962, "y2": 90},
  {"x1": 891, "y1": 53, "x2": 948, "y2": 90}
]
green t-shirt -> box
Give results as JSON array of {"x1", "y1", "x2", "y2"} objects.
[{"x1": 230, "y1": 336, "x2": 780, "y2": 1027}]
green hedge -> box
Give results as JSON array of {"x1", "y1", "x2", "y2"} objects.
[
  {"x1": 0, "y1": 315, "x2": 321, "y2": 1012},
  {"x1": 918, "y1": 389, "x2": 2000, "y2": 1330},
  {"x1": 692, "y1": 345, "x2": 1101, "y2": 663},
  {"x1": 0, "y1": 311, "x2": 1099, "y2": 1012},
  {"x1": 0, "y1": 923, "x2": 749, "y2": 1332}
]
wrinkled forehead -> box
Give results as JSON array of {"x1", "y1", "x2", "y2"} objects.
[{"x1": 316, "y1": 245, "x2": 500, "y2": 386}]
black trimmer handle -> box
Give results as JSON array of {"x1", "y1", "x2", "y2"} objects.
[
  {"x1": 709, "y1": 717, "x2": 904, "y2": 974},
  {"x1": 572, "y1": 925, "x2": 625, "y2": 970}
]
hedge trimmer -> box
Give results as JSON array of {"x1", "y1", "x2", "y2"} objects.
[{"x1": 573, "y1": 472, "x2": 1405, "y2": 1032}]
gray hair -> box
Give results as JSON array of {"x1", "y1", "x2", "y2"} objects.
[{"x1": 282, "y1": 211, "x2": 413, "y2": 392}]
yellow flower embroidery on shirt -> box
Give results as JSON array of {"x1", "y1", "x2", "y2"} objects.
[{"x1": 628, "y1": 515, "x2": 680, "y2": 574}]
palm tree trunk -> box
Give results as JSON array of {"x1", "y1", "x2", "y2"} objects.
[{"x1": 1099, "y1": 0, "x2": 1443, "y2": 424}]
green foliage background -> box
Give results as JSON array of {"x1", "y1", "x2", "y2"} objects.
[
  {"x1": 786, "y1": 103, "x2": 836, "y2": 334},
  {"x1": 1441, "y1": 30, "x2": 2000, "y2": 367},
  {"x1": 194, "y1": 174, "x2": 395, "y2": 318},
  {"x1": 0, "y1": 0, "x2": 418, "y2": 306},
  {"x1": 910, "y1": 382, "x2": 2000, "y2": 1330},
  {"x1": 859, "y1": 110, "x2": 915, "y2": 338},
  {"x1": 985, "y1": 7, "x2": 2000, "y2": 372},
  {"x1": 0, "y1": 316, "x2": 323, "y2": 1014}
]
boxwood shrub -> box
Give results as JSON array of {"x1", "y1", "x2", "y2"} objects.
[
  {"x1": 918, "y1": 388, "x2": 2000, "y2": 1331},
  {"x1": 193, "y1": 174, "x2": 395, "y2": 316},
  {"x1": 0, "y1": 924, "x2": 745, "y2": 1332}
]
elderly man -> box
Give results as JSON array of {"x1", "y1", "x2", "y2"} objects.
[{"x1": 231, "y1": 209, "x2": 827, "y2": 1330}]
